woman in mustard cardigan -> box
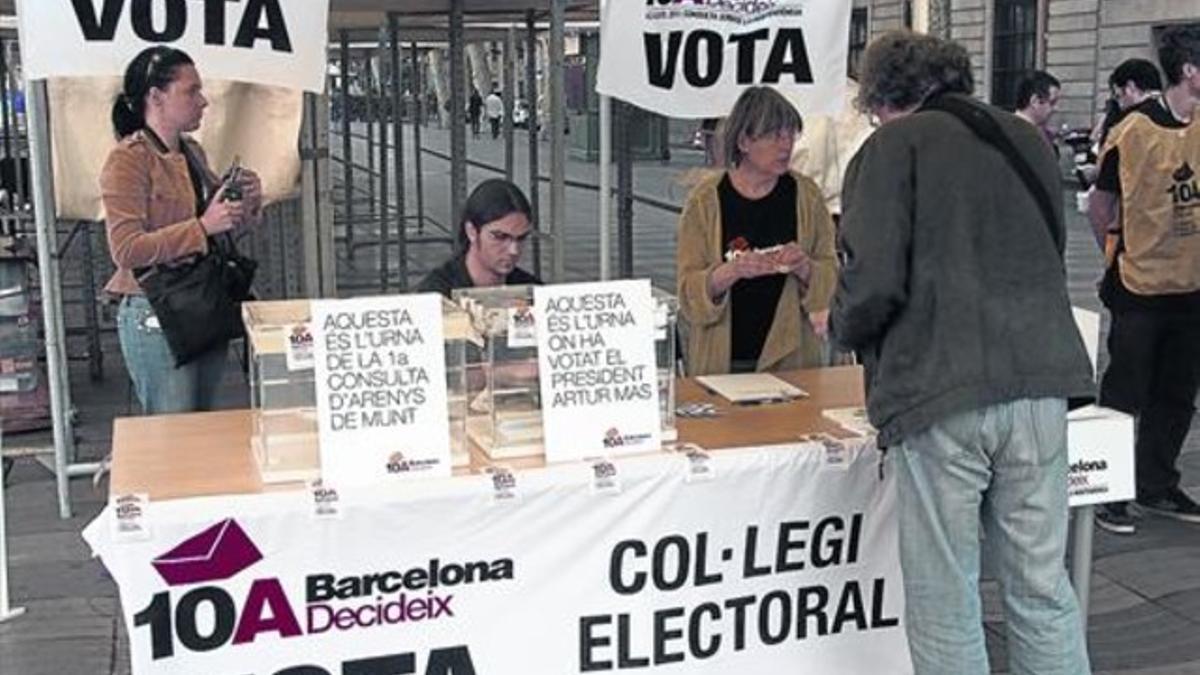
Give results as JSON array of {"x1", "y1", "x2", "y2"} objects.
[{"x1": 677, "y1": 87, "x2": 837, "y2": 375}]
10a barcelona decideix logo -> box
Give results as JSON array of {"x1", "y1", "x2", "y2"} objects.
[
  {"x1": 133, "y1": 518, "x2": 511, "y2": 673},
  {"x1": 136, "y1": 519, "x2": 298, "y2": 660}
]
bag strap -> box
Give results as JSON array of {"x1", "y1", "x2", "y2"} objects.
[
  {"x1": 177, "y1": 139, "x2": 214, "y2": 213},
  {"x1": 921, "y1": 94, "x2": 1063, "y2": 252},
  {"x1": 178, "y1": 140, "x2": 242, "y2": 254}
]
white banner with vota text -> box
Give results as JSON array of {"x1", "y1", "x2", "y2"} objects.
[
  {"x1": 311, "y1": 294, "x2": 451, "y2": 487},
  {"x1": 16, "y1": 0, "x2": 328, "y2": 92},
  {"x1": 83, "y1": 441, "x2": 912, "y2": 675},
  {"x1": 596, "y1": 0, "x2": 851, "y2": 118},
  {"x1": 534, "y1": 280, "x2": 663, "y2": 463}
]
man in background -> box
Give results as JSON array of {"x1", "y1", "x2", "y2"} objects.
[
  {"x1": 1015, "y1": 70, "x2": 1062, "y2": 152},
  {"x1": 1078, "y1": 58, "x2": 1163, "y2": 188},
  {"x1": 485, "y1": 88, "x2": 504, "y2": 140},
  {"x1": 1090, "y1": 24, "x2": 1200, "y2": 535},
  {"x1": 468, "y1": 88, "x2": 483, "y2": 138},
  {"x1": 1099, "y1": 58, "x2": 1163, "y2": 147}
]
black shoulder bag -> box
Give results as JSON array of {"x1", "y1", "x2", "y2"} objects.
[
  {"x1": 133, "y1": 144, "x2": 257, "y2": 367},
  {"x1": 921, "y1": 94, "x2": 1063, "y2": 252}
]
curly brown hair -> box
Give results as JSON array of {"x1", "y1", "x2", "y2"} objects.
[{"x1": 856, "y1": 31, "x2": 974, "y2": 114}]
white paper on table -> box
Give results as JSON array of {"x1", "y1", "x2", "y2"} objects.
[{"x1": 695, "y1": 373, "x2": 808, "y2": 404}]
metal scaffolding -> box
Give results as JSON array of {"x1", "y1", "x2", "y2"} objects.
[
  {"x1": 17, "y1": 0, "x2": 603, "y2": 517},
  {"x1": 327, "y1": 2, "x2": 595, "y2": 291}
]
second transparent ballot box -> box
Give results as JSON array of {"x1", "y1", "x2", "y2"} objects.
[
  {"x1": 242, "y1": 297, "x2": 472, "y2": 483},
  {"x1": 453, "y1": 284, "x2": 678, "y2": 460}
]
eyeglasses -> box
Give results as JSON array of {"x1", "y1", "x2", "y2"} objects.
[
  {"x1": 486, "y1": 229, "x2": 532, "y2": 245},
  {"x1": 749, "y1": 130, "x2": 795, "y2": 144}
]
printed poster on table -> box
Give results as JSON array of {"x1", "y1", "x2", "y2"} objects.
[
  {"x1": 596, "y1": 0, "x2": 851, "y2": 117},
  {"x1": 311, "y1": 295, "x2": 450, "y2": 486},
  {"x1": 534, "y1": 279, "x2": 662, "y2": 462},
  {"x1": 83, "y1": 441, "x2": 913, "y2": 675},
  {"x1": 16, "y1": 0, "x2": 329, "y2": 92}
]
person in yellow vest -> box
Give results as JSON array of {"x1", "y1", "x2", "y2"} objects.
[{"x1": 1089, "y1": 23, "x2": 1200, "y2": 535}]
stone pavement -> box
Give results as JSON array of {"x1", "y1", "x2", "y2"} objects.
[{"x1": 0, "y1": 125, "x2": 1197, "y2": 674}]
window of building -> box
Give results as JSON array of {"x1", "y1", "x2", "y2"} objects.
[
  {"x1": 903, "y1": 0, "x2": 914, "y2": 29},
  {"x1": 848, "y1": 8, "x2": 869, "y2": 78},
  {"x1": 991, "y1": 0, "x2": 1039, "y2": 109}
]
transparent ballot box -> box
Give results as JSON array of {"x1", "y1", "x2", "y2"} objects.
[
  {"x1": 453, "y1": 284, "x2": 678, "y2": 460},
  {"x1": 242, "y1": 298, "x2": 472, "y2": 484}
]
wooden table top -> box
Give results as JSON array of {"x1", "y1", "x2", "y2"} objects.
[{"x1": 110, "y1": 366, "x2": 865, "y2": 501}]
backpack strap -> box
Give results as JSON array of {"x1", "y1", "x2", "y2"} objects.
[{"x1": 921, "y1": 95, "x2": 1063, "y2": 253}]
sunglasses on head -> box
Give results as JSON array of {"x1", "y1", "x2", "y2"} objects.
[{"x1": 142, "y1": 51, "x2": 166, "y2": 93}]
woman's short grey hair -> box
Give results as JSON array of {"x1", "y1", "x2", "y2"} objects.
[
  {"x1": 721, "y1": 86, "x2": 802, "y2": 168},
  {"x1": 856, "y1": 31, "x2": 974, "y2": 114}
]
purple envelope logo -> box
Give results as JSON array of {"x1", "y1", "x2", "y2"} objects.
[{"x1": 152, "y1": 518, "x2": 263, "y2": 586}]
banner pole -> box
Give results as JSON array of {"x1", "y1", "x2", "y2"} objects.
[
  {"x1": 0, "y1": 428, "x2": 27, "y2": 623},
  {"x1": 598, "y1": 3, "x2": 611, "y2": 281},
  {"x1": 16, "y1": 0, "x2": 79, "y2": 520}
]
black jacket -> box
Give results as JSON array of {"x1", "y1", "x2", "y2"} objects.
[
  {"x1": 416, "y1": 255, "x2": 541, "y2": 298},
  {"x1": 831, "y1": 95, "x2": 1095, "y2": 447}
]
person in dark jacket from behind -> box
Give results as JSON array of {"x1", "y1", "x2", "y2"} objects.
[{"x1": 831, "y1": 31, "x2": 1095, "y2": 675}]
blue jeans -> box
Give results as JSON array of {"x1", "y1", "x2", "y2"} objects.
[
  {"x1": 116, "y1": 295, "x2": 228, "y2": 415},
  {"x1": 895, "y1": 398, "x2": 1090, "y2": 675}
]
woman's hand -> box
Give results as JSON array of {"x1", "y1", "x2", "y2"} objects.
[
  {"x1": 772, "y1": 243, "x2": 811, "y2": 285},
  {"x1": 708, "y1": 250, "x2": 782, "y2": 301},
  {"x1": 732, "y1": 250, "x2": 780, "y2": 280},
  {"x1": 809, "y1": 308, "x2": 830, "y2": 339},
  {"x1": 241, "y1": 169, "x2": 264, "y2": 219},
  {"x1": 199, "y1": 182, "x2": 244, "y2": 235}
]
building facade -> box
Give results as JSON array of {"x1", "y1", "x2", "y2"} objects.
[{"x1": 852, "y1": 0, "x2": 1200, "y2": 130}]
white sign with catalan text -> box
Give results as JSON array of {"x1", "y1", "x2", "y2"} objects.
[
  {"x1": 83, "y1": 442, "x2": 913, "y2": 675},
  {"x1": 16, "y1": 0, "x2": 328, "y2": 92},
  {"x1": 596, "y1": 0, "x2": 851, "y2": 118},
  {"x1": 1067, "y1": 406, "x2": 1136, "y2": 507},
  {"x1": 534, "y1": 280, "x2": 663, "y2": 462},
  {"x1": 311, "y1": 295, "x2": 451, "y2": 487},
  {"x1": 1065, "y1": 307, "x2": 1135, "y2": 507}
]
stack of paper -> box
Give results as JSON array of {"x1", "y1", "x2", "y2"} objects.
[
  {"x1": 695, "y1": 373, "x2": 807, "y2": 404},
  {"x1": 822, "y1": 407, "x2": 876, "y2": 437}
]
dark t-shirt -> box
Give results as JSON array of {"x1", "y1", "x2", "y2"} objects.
[
  {"x1": 1095, "y1": 97, "x2": 1200, "y2": 312},
  {"x1": 416, "y1": 254, "x2": 542, "y2": 298},
  {"x1": 719, "y1": 173, "x2": 797, "y2": 366}
]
